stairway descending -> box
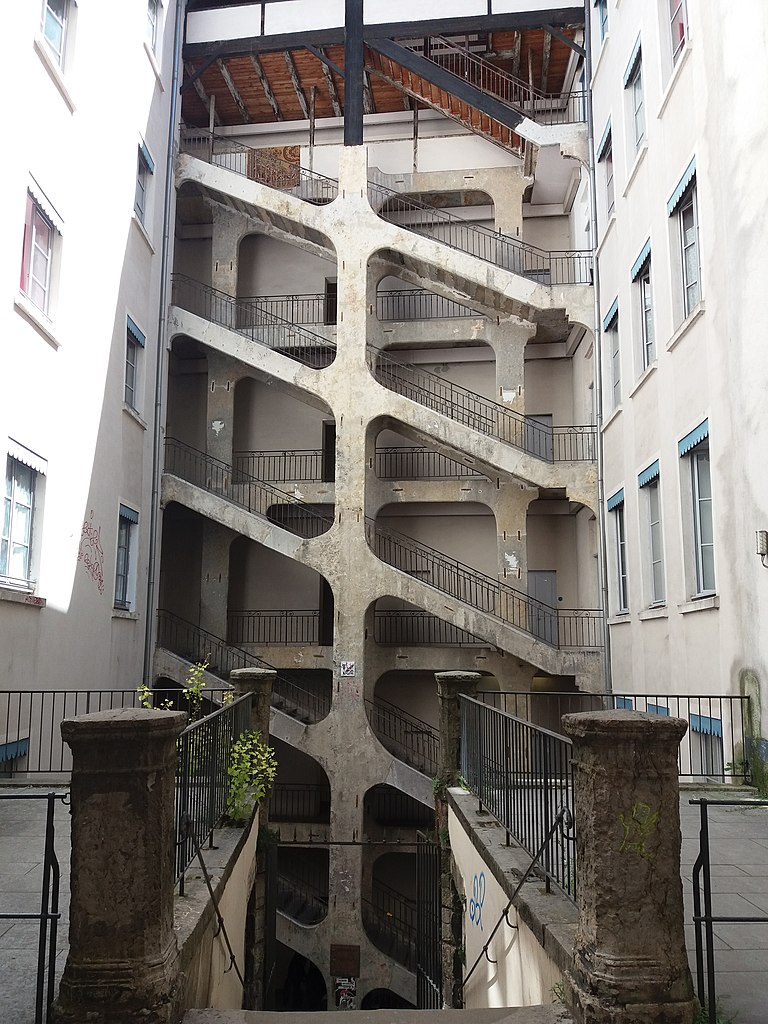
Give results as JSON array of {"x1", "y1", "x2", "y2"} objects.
[
  {"x1": 365, "y1": 698, "x2": 438, "y2": 777},
  {"x1": 362, "y1": 879, "x2": 417, "y2": 973},
  {"x1": 276, "y1": 870, "x2": 328, "y2": 926}
]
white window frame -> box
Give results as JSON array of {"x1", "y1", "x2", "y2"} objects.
[
  {"x1": 669, "y1": 0, "x2": 688, "y2": 65},
  {"x1": 646, "y1": 478, "x2": 665, "y2": 605},
  {"x1": 125, "y1": 335, "x2": 139, "y2": 409},
  {"x1": 605, "y1": 320, "x2": 620, "y2": 410},
  {"x1": 114, "y1": 506, "x2": 139, "y2": 611},
  {"x1": 638, "y1": 261, "x2": 655, "y2": 369},
  {"x1": 41, "y1": 0, "x2": 68, "y2": 67},
  {"x1": 629, "y1": 62, "x2": 645, "y2": 150},
  {"x1": 679, "y1": 185, "x2": 701, "y2": 317},
  {"x1": 135, "y1": 151, "x2": 150, "y2": 225},
  {"x1": 147, "y1": 0, "x2": 160, "y2": 51},
  {"x1": 596, "y1": 0, "x2": 608, "y2": 42},
  {"x1": 604, "y1": 142, "x2": 615, "y2": 218},
  {"x1": 2, "y1": 457, "x2": 37, "y2": 589},
  {"x1": 21, "y1": 194, "x2": 55, "y2": 315},
  {"x1": 613, "y1": 502, "x2": 629, "y2": 613},
  {"x1": 690, "y1": 444, "x2": 715, "y2": 595}
]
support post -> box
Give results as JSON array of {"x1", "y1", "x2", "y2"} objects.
[
  {"x1": 230, "y1": 666, "x2": 275, "y2": 740},
  {"x1": 436, "y1": 670, "x2": 481, "y2": 788},
  {"x1": 52, "y1": 709, "x2": 186, "y2": 1024},
  {"x1": 562, "y1": 711, "x2": 696, "y2": 1024},
  {"x1": 344, "y1": 0, "x2": 364, "y2": 146}
]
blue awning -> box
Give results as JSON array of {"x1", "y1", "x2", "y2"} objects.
[
  {"x1": 638, "y1": 460, "x2": 660, "y2": 488},
  {"x1": 648, "y1": 703, "x2": 670, "y2": 717},
  {"x1": 139, "y1": 141, "x2": 155, "y2": 174},
  {"x1": 596, "y1": 119, "x2": 612, "y2": 161},
  {"x1": 678, "y1": 419, "x2": 709, "y2": 456},
  {"x1": 690, "y1": 713, "x2": 722, "y2": 737},
  {"x1": 602, "y1": 297, "x2": 619, "y2": 332},
  {"x1": 614, "y1": 696, "x2": 634, "y2": 709},
  {"x1": 0, "y1": 738, "x2": 29, "y2": 764},
  {"x1": 119, "y1": 503, "x2": 139, "y2": 524},
  {"x1": 623, "y1": 36, "x2": 642, "y2": 87},
  {"x1": 607, "y1": 488, "x2": 624, "y2": 511},
  {"x1": 630, "y1": 238, "x2": 652, "y2": 281},
  {"x1": 127, "y1": 315, "x2": 146, "y2": 347},
  {"x1": 667, "y1": 157, "x2": 696, "y2": 215}
]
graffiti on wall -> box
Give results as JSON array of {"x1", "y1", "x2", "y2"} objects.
[
  {"x1": 469, "y1": 870, "x2": 486, "y2": 930},
  {"x1": 77, "y1": 510, "x2": 105, "y2": 595}
]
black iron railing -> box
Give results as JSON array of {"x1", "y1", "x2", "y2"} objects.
[
  {"x1": 475, "y1": 691, "x2": 751, "y2": 783},
  {"x1": 175, "y1": 692, "x2": 252, "y2": 892},
  {"x1": 364, "y1": 785, "x2": 434, "y2": 829},
  {"x1": 233, "y1": 449, "x2": 325, "y2": 483},
  {"x1": 416, "y1": 832, "x2": 443, "y2": 1008},
  {"x1": 164, "y1": 437, "x2": 334, "y2": 539},
  {"x1": 375, "y1": 445, "x2": 485, "y2": 479},
  {"x1": 366, "y1": 698, "x2": 439, "y2": 776},
  {"x1": 276, "y1": 855, "x2": 329, "y2": 924},
  {"x1": 363, "y1": 879, "x2": 417, "y2": 971},
  {"x1": 171, "y1": 274, "x2": 336, "y2": 369},
  {"x1": 461, "y1": 694, "x2": 577, "y2": 900},
  {"x1": 374, "y1": 609, "x2": 487, "y2": 647},
  {"x1": 157, "y1": 610, "x2": 332, "y2": 724},
  {"x1": 228, "y1": 609, "x2": 322, "y2": 646},
  {"x1": 371, "y1": 347, "x2": 597, "y2": 463},
  {"x1": 270, "y1": 782, "x2": 331, "y2": 823},
  {"x1": 180, "y1": 127, "x2": 339, "y2": 204},
  {"x1": 237, "y1": 287, "x2": 483, "y2": 324},
  {"x1": 367, "y1": 518, "x2": 603, "y2": 650},
  {"x1": 409, "y1": 35, "x2": 587, "y2": 125},
  {"x1": 368, "y1": 180, "x2": 593, "y2": 285},
  {"x1": 237, "y1": 293, "x2": 330, "y2": 325},
  {"x1": 232, "y1": 445, "x2": 484, "y2": 482}
]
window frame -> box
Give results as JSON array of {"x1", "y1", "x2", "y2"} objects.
[
  {"x1": 669, "y1": 0, "x2": 688, "y2": 65},
  {"x1": 679, "y1": 185, "x2": 701, "y2": 317},
  {"x1": 604, "y1": 141, "x2": 615, "y2": 218},
  {"x1": 125, "y1": 335, "x2": 139, "y2": 409},
  {"x1": 614, "y1": 502, "x2": 629, "y2": 613},
  {"x1": 606, "y1": 321, "x2": 620, "y2": 409},
  {"x1": 135, "y1": 152, "x2": 150, "y2": 225},
  {"x1": 690, "y1": 443, "x2": 715, "y2": 596},
  {"x1": 596, "y1": 0, "x2": 608, "y2": 42},
  {"x1": 21, "y1": 194, "x2": 55, "y2": 315},
  {"x1": 629, "y1": 61, "x2": 645, "y2": 149},
  {"x1": 41, "y1": 0, "x2": 68, "y2": 68},
  {"x1": 2, "y1": 457, "x2": 40, "y2": 590},
  {"x1": 114, "y1": 506, "x2": 139, "y2": 612},
  {"x1": 638, "y1": 260, "x2": 655, "y2": 369},
  {"x1": 147, "y1": 0, "x2": 160, "y2": 51},
  {"x1": 646, "y1": 478, "x2": 665, "y2": 605}
]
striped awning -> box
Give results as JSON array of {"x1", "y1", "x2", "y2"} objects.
[
  {"x1": 602, "y1": 297, "x2": 619, "y2": 332},
  {"x1": 8, "y1": 438, "x2": 47, "y2": 475},
  {"x1": 667, "y1": 157, "x2": 696, "y2": 215},
  {"x1": 29, "y1": 174, "x2": 64, "y2": 234},
  {"x1": 623, "y1": 36, "x2": 642, "y2": 86},
  {"x1": 648, "y1": 703, "x2": 670, "y2": 717},
  {"x1": 119, "y1": 503, "x2": 140, "y2": 524},
  {"x1": 678, "y1": 419, "x2": 708, "y2": 456},
  {"x1": 691, "y1": 713, "x2": 722, "y2": 737},
  {"x1": 596, "y1": 119, "x2": 612, "y2": 161},
  {"x1": 607, "y1": 488, "x2": 624, "y2": 511},
  {"x1": 638, "y1": 460, "x2": 660, "y2": 488},
  {"x1": 127, "y1": 315, "x2": 146, "y2": 347},
  {"x1": 139, "y1": 140, "x2": 155, "y2": 174},
  {"x1": 0, "y1": 738, "x2": 29, "y2": 764},
  {"x1": 630, "y1": 238, "x2": 652, "y2": 281}
]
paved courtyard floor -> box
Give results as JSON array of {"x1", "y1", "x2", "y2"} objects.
[{"x1": 1, "y1": 787, "x2": 766, "y2": 1022}]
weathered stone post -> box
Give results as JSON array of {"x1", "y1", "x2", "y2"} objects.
[
  {"x1": 562, "y1": 711, "x2": 696, "y2": 1024},
  {"x1": 435, "y1": 670, "x2": 481, "y2": 1008},
  {"x1": 52, "y1": 709, "x2": 186, "y2": 1024},
  {"x1": 229, "y1": 666, "x2": 276, "y2": 1010}
]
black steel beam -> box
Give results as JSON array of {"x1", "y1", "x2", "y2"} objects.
[
  {"x1": 183, "y1": 8, "x2": 584, "y2": 61},
  {"x1": 344, "y1": 0, "x2": 363, "y2": 146},
  {"x1": 305, "y1": 43, "x2": 345, "y2": 80},
  {"x1": 367, "y1": 37, "x2": 525, "y2": 131},
  {"x1": 544, "y1": 23, "x2": 586, "y2": 58}
]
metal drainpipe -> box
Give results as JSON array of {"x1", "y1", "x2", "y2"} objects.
[
  {"x1": 142, "y1": 0, "x2": 185, "y2": 686},
  {"x1": 583, "y1": 1, "x2": 613, "y2": 692}
]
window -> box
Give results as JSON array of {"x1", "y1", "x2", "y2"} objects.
[
  {"x1": 629, "y1": 62, "x2": 644, "y2": 149},
  {"x1": 690, "y1": 443, "x2": 714, "y2": 594},
  {"x1": 690, "y1": 714, "x2": 723, "y2": 778},
  {"x1": 596, "y1": 122, "x2": 614, "y2": 222},
  {"x1": 603, "y1": 299, "x2": 620, "y2": 410},
  {"x1": 631, "y1": 243, "x2": 655, "y2": 370},
  {"x1": 679, "y1": 186, "x2": 700, "y2": 316},
  {"x1": 669, "y1": 0, "x2": 688, "y2": 64},
  {"x1": 2, "y1": 443, "x2": 46, "y2": 589},
  {"x1": 42, "y1": 0, "x2": 68, "y2": 67},
  {"x1": 125, "y1": 317, "x2": 146, "y2": 411},
  {"x1": 595, "y1": 0, "x2": 608, "y2": 42},
  {"x1": 642, "y1": 474, "x2": 665, "y2": 605},
  {"x1": 608, "y1": 490, "x2": 628, "y2": 613},
  {"x1": 147, "y1": 0, "x2": 159, "y2": 51},
  {"x1": 135, "y1": 143, "x2": 154, "y2": 226},
  {"x1": 114, "y1": 505, "x2": 139, "y2": 611},
  {"x1": 20, "y1": 193, "x2": 54, "y2": 315}
]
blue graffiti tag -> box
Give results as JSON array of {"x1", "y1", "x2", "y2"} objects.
[{"x1": 469, "y1": 871, "x2": 485, "y2": 930}]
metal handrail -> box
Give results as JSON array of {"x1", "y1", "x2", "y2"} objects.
[
  {"x1": 179, "y1": 126, "x2": 339, "y2": 204},
  {"x1": 228, "y1": 608, "x2": 322, "y2": 646},
  {"x1": 237, "y1": 288, "x2": 484, "y2": 323},
  {"x1": 270, "y1": 782, "x2": 331, "y2": 823},
  {"x1": 371, "y1": 347, "x2": 596, "y2": 463},
  {"x1": 410, "y1": 35, "x2": 587, "y2": 125},
  {"x1": 232, "y1": 446, "x2": 484, "y2": 482},
  {"x1": 368, "y1": 179, "x2": 593, "y2": 285},
  {"x1": 363, "y1": 879, "x2": 417, "y2": 970},
  {"x1": 374, "y1": 608, "x2": 487, "y2": 646},
  {"x1": 171, "y1": 274, "x2": 336, "y2": 369},
  {"x1": 164, "y1": 437, "x2": 334, "y2": 538},
  {"x1": 365, "y1": 697, "x2": 439, "y2": 776}
]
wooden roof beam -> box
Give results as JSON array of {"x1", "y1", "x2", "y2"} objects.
[
  {"x1": 314, "y1": 46, "x2": 343, "y2": 117},
  {"x1": 249, "y1": 54, "x2": 283, "y2": 120},
  {"x1": 543, "y1": 23, "x2": 586, "y2": 58},
  {"x1": 541, "y1": 29, "x2": 552, "y2": 93},
  {"x1": 363, "y1": 68, "x2": 375, "y2": 114},
  {"x1": 512, "y1": 31, "x2": 522, "y2": 78},
  {"x1": 184, "y1": 61, "x2": 221, "y2": 125},
  {"x1": 284, "y1": 50, "x2": 310, "y2": 118},
  {"x1": 216, "y1": 58, "x2": 251, "y2": 122}
]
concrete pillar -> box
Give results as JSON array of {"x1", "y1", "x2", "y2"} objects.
[
  {"x1": 492, "y1": 319, "x2": 535, "y2": 418},
  {"x1": 230, "y1": 666, "x2": 275, "y2": 740},
  {"x1": 52, "y1": 709, "x2": 186, "y2": 1024},
  {"x1": 206, "y1": 352, "x2": 237, "y2": 465},
  {"x1": 199, "y1": 519, "x2": 233, "y2": 641},
  {"x1": 211, "y1": 207, "x2": 246, "y2": 297},
  {"x1": 495, "y1": 480, "x2": 537, "y2": 592},
  {"x1": 436, "y1": 670, "x2": 481, "y2": 788},
  {"x1": 561, "y1": 711, "x2": 696, "y2": 1024}
]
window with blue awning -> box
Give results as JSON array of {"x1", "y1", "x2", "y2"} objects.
[{"x1": 678, "y1": 419, "x2": 709, "y2": 456}]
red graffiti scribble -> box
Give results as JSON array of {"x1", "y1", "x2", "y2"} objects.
[{"x1": 78, "y1": 510, "x2": 105, "y2": 595}]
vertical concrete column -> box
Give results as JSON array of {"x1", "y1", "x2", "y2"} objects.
[
  {"x1": 230, "y1": 666, "x2": 275, "y2": 740},
  {"x1": 199, "y1": 520, "x2": 234, "y2": 641},
  {"x1": 206, "y1": 352, "x2": 237, "y2": 465},
  {"x1": 435, "y1": 670, "x2": 481, "y2": 788},
  {"x1": 53, "y1": 709, "x2": 186, "y2": 1024},
  {"x1": 211, "y1": 207, "x2": 246, "y2": 297},
  {"x1": 492, "y1": 319, "x2": 534, "y2": 418},
  {"x1": 561, "y1": 711, "x2": 696, "y2": 1024},
  {"x1": 495, "y1": 481, "x2": 537, "y2": 593}
]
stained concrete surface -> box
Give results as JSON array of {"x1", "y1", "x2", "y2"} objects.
[{"x1": 2, "y1": 788, "x2": 767, "y2": 1022}]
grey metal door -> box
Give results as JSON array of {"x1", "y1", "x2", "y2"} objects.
[
  {"x1": 525, "y1": 414, "x2": 554, "y2": 461},
  {"x1": 528, "y1": 570, "x2": 557, "y2": 645}
]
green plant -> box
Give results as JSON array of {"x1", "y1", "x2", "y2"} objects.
[
  {"x1": 226, "y1": 729, "x2": 278, "y2": 824},
  {"x1": 551, "y1": 981, "x2": 566, "y2": 1005},
  {"x1": 182, "y1": 656, "x2": 209, "y2": 720},
  {"x1": 693, "y1": 1002, "x2": 733, "y2": 1024},
  {"x1": 137, "y1": 682, "x2": 172, "y2": 710}
]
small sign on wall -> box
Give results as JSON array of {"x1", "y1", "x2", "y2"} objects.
[
  {"x1": 334, "y1": 977, "x2": 356, "y2": 1010},
  {"x1": 340, "y1": 661, "x2": 356, "y2": 677}
]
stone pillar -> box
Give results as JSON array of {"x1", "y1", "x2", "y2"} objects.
[
  {"x1": 52, "y1": 709, "x2": 186, "y2": 1024},
  {"x1": 230, "y1": 666, "x2": 275, "y2": 740},
  {"x1": 206, "y1": 353, "x2": 237, "y2": 465},
  {"x1": 561, "y1": 711, "x2": 696, "y2": 1024},
  {"x1": 435, "y1": 671, "x2": 481, "y2": 788},
  {"x1": 199, "y1": 519, "x2": 234, "y2": 641}
]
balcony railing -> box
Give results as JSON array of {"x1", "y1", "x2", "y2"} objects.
[
  {"x1": 232, "y1": 446, "x2": 484, "y2": 482},
  {"x1": 237, "y1": 287, "x2": 483, "y2": 324},
  {"x1": 368, "y1": 180, "x2": 593, "y2": 285},
  {"x1": 371, "y1": 348, "x2": 597, "y2": 463},
  {"x1": 366, "y1": 518, "x2": 603, "y2": 651},
  {"x1": 375, "y1": 445, "x2": 485, "y2": 479},
  {"x1": 175, "y1": 692, "x2": 252, "y2": 892},
  {"x1": 366, "y1": 698, "x2": 439, "y2": 776},
  {"x1": 233, "y1": 450, "x2": 325, "y2": 483},
  {"x1": 270, "y1": 782, "x2": 331, "y2": 823},
  {"x1": 461, "y1": 694, "x2": 577, "y2": 901},
  {"x1": 363, "y1": 879, "x2": 417, "y2": 971},
  {"x1": 277, "y1": 864, "x2": 329, "y2": 925},
  {"x1": 164, "y1": 437, "x2": 334, "y2": 539},
  {"x1": 228, "y1": 609, "x2": 322, "y2": 646},
  {"x1": 475, "y1": 691, "x2": 752, "y2": 783},
  {"x1": 365, "y1": 786, "x2": 434, "y2": 829},
  {"x1": 171, "y1": 274, "x2": 336, "y2": 369},
  {"x1": 180, "y1": 127, "x2": 339, "y2": 204},
  {"x1": 374, "y1": 609, "x2": 486, "y2": 647}
]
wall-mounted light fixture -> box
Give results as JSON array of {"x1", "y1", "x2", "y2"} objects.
[{"x1": 756, "y1": 530, "x2": 768, "y2": 566}]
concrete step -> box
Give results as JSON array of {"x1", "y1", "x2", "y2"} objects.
[{"x1": 183, "y1": 1007, "x2": 573, "y2": 1022}]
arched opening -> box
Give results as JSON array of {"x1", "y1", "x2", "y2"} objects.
[
  {"x1": 277, "y1": 846, "x2": 329, "y2": 925},
  {"x1": 269, "y1": 946, "x2": 327, "y2": 1011},
  {"x1": 361, "y1": 988, "x2": 416, "y2": 1010},
  {"x1": 376, "y1": 274, "x2": 486, "y2": 323},
  {"x1": 270, "y1": 739, "x2": 330, "y2": 825},
  {"x1": 362, "y1": 850, "x2": 418, "y2": 971},
  {"x1": 363, "y1": 784, "x2": 433, "y2": 835}
]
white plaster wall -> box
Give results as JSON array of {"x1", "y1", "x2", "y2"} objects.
[
  {"x1": 228, "y1": 542, "x2": 321, "y2": 611},
  {"x1": 238, "y1": 235, "x2": 335, "y2": 297},
  {"x1": 374, "y1": 671, "x2": 439, "y2": 728},
  {"x1": 378, "y1": 506, "x2": 497, "y2": 578},
  {"x1": 233, "y1": 379, "x2": 330, "y2": 451},
  {"x1": 524, "y1": 358, "x2": 575, "y2": 423},
  {"x1": 448, "y1": 805, "x2": 562, "y2": 1008}
]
